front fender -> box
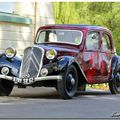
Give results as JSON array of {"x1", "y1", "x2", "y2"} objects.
[
  {"x1": 57, "y1": 56, "x2": 77, "y2": 71},
  {"x1": 57, "y1": 56, "x2": 87, "y2": 85},
  {"x1": 42, "y1": 56, "x2": 76, "y2": 75},
  {"x1": 57, "y1": 56, "x2": 85, "y2": 75},
  {"x1": 0, "y1": 55, "x2": 22, "y2": 77}
]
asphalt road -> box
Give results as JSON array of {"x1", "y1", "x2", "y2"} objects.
[{"x1": 0, "y1": 87, "x2": 120, "y2": 118}]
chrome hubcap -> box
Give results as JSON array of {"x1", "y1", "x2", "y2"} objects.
[{"x1": 69, "y1": 74, "x2": 75, "y2": 86}]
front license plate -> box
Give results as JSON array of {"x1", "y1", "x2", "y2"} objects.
[{"x1": 22, "y1": 78, "x2": 34, "y2": 85}]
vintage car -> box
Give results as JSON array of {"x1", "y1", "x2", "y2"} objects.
[{"x1": 0, "y1": 24, "x2": 120, "y2": 99}]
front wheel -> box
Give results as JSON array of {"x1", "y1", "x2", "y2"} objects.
[
  {"x1": 0, "y1": 79, "x2": 14, "y2": 96},
  {"x1": 109, "y1": 71, "x2": 120, "y2": 94},
  {"x1": 57, "y1": 65, "x2": 78, "y2": 99}
]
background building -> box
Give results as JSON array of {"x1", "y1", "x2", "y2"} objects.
[{"x1": 0, "y1": 1, "x2": 55, "y2": 55}]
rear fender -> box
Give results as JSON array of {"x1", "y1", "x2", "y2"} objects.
[{"x1": 109, "y1": 55, "x2": 120, "y2": 81}]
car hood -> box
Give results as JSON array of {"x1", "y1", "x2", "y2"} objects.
[{"x1": 34, "y1": 42, "x2": 80, "y2": 57}]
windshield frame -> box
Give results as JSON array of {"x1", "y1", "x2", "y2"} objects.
[{"x1": 35, "y1": 29, "x2": 83, "y2": 45}]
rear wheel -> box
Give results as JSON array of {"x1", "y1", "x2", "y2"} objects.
[
  {"x1": 109, "y1": 71, "x2": 120, "y2": 94},
  {"x1": 0, "y1": 79, "x2": 14, "y2": 96},
  {"x1": 57, "y1": 65, "x2": 78, "y2": 99}
]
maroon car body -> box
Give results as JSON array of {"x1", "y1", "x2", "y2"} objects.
[
  {"x1": 0, "y1": 24, "x2": 120, "y2": 99},
  {"x1": 36, "y1": 24, "x2": 115, "y2": 84}
]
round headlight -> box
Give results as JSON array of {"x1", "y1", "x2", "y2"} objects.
[
  {"x1": 5, "y1": 47, "x2": 16, "y2": 58},
  {"x1": 46, "y1": 49, "x2": 57, "y2": 60},
  {"x1": 1, "y1": 67, "x2": 9, "y2": 75}
]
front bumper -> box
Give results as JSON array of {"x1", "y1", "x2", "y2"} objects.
[{"x1": 0, "y1": 74, "x2": 62, "y2": 85}]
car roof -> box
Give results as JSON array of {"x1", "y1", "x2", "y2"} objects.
[{"x1": 39, "y1": 24, "x2": 111, "y2": 33}]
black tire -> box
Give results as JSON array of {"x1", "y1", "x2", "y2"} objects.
[
  {"x1": 109, "y1": 71, "x2": 120, "y2": 94},
  {"x1": 57, "y1": 65, "x2": 78, "y2": 99},
  {"x1": 0, "y1": 79, "x2": 14, "y2": 96}
]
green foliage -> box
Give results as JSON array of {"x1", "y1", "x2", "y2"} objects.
[
  {"x1": 88, "y1": 2, "x2": 113, "y2": 13},
  {"x1": 54, "y1": 2, "x2": 79, "y2": 24},
  {"x1": 88, "y1": 84, "x2": 109, "y2": 90},
  {"x1": 53, "y1": 2, "x2": 120, "y2": 54}
]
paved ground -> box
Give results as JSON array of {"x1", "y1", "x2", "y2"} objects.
[{"x1": 0, "y1": 87, "x2": 120, "y2": 118}]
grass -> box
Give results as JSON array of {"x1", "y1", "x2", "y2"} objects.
[{"x1": 87, "y1": 83, "x2": 109, "y2": 90}]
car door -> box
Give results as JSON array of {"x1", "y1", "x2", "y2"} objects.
[
  {"x1": 82, "y1": 31, "x2": 100, "y2": 84},
  {"x1": 99, "y1": 32, "x2": 114, "y2": 82}
]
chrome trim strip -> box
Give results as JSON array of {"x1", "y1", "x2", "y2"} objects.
[
  {"x1": 32, "y1": 52, "x2": 40, "y2": 66},
  {"x1": 34, "y1": 45, "x2": 44, "y2": 77},
  {"x1": 19, "y1": 47, "x2": 31, "y2": 78},
  {"x1": 0, "y1": 74, "x2": 62, "y2": 85},
  {"x1": 74, "y1": 60, "x2": 88, "y2": 81},
  {"x1": 79, "y1": 64, "x2": 88, "y2": 81},
  {"x1": 34, "y1": 76, "x2": 62, "y2": 82},
  {"x1": 31, "y1": 57, "x2": 39, "y2": 71}
]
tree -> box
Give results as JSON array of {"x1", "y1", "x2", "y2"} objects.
[
  {"x1": 53, "y1": 2, "x2": 120, "y2": 54},
  {"x1": 54, "y1": 2, "x2": 79, "y2": 24}
]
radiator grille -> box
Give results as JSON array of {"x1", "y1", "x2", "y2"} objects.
[{"x1": 20, "y1": 46, "x2": 44, "y2": 78}]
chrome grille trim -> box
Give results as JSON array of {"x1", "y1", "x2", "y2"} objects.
[{"x1": 19, "y1": 46, "x2": 44, "y2": 78}]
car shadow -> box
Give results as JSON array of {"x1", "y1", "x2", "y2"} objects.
[
  {"x1": 10, "y1": 87, "x2": 113, "y2": 99},
  {"x1": 76, "y1": 90, "x2": 111, "y2": 96},
  {"x1": 10, "y1": 87, "x2": 61, "y2": 99}
]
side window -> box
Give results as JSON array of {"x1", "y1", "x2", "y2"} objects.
[
  {"x1": 102, "y1": 33, "x2": 111, "y2": 51},
  {"x1": 86, "y1": 31, "x2": 99, "y2": 50}
]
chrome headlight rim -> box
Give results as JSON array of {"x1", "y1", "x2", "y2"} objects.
[
  {"x1": 5, "y1": 47, "x2": 16, "y2": 59},
  {"x1": 41, "y1": 68, "x2": 48, "y2": 77},
  {"x1": 46, "y1": 49, "x2": 57, "y2": 60},
  {"x1": 1, "y1": 66, "x2": 10, "y2": 75}
]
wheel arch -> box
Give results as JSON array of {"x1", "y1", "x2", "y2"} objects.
[
  {"x1": 57, "y1": 56, "x2": 87, "y2": 86},
  {"x1": 72, "y1": 62, "x2": 87, "y2": 87}
]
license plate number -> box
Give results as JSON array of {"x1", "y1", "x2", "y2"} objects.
[{"x1": 22, "y1": 78, "x2": 34, "y2": 85}]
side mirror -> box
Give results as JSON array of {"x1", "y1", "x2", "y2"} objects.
[{"x1": 91, "y1": 34, "x2": 97, "y2": 39}]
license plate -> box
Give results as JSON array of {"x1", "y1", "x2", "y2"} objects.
[{"x1": 22, "y1": 78, "x2": 34, "y2": 85}]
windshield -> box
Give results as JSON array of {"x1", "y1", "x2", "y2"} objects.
[{"x1": 36, "y1": 29, "x2": 83, "y2": 45}]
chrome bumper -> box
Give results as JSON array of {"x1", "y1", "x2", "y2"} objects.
[{"x1": 0, "y1": 74, "x2": 62, "y2": 85}]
